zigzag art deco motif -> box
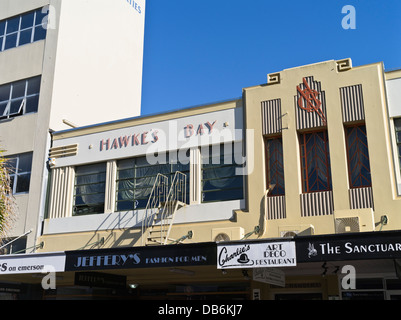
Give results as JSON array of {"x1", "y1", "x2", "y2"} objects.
[{"x1": 297, "y1": 77, "x2": 327, "y2": 126}]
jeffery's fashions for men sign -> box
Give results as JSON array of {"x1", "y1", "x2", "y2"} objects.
[{"x1": 217, "y1": 241, "x2": 296, "y2": 269}]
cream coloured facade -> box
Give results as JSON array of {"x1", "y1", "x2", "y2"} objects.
[
  {"x1": 37, "y1": 58, "x2": 401, "y2": 252},
  {"x1": 0, "y1": 0, "x2": 145, "y2": 254}
]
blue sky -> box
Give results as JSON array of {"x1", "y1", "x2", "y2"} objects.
[{"x1": 141, "y1": 0, "x2": 401, "y2": 116}]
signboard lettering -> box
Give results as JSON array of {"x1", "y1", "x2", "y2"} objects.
[
  {"x1": 297, "y1": 231, "x2": 401, "y2": 262},
  {"x1": 217, "y1": 241, "x2": 296, "y2": 269}
]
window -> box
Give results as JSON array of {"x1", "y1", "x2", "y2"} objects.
[
  {"x1": 265, "y1": 137, "x2": 285, "y2": 196},
  {"x1": 0, "y1": 237, "x2": 27, "y2": 255},
  {"x1": 345, "y1": 125, "x2": 371, "y2": 188},
  {"x1": 201, "y1": 144, "x2": 244, "y2": 202},
  {"x1": 0, "y1": 7, "x2": 48, "y2": 52},
  {"x1": 5, "y1": 153, "x2": 33, "y2": 194},
  {"x1": 393, "y1": 118, "x2": 401, "y2": 175},
  {"x1": 0, "y1": 76, "x2": 41, "y2": 119},
  {"x1": 73, "y1": 163, "x2": 106, "y2": 216},
  {"x1": 116, "y1": 154, "x2": 189, "y2": 211},
  {"x1": 299, "y1": 131, "x2": 332, "y2": 193}
]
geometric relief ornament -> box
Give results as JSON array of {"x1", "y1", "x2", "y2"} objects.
[{"x1": 295, "y1": 76, "x2": 327, "y2": 130}]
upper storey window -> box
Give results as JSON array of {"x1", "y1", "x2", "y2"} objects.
[
  {"x1": 0, "y1": 76, "x2": 41, "y2": 120},
  {"x1": 0, "y1": 7, "x2": 48, "y2": 52},
  {"x1": 299, "y1": 130, "x2": 332, "y2": 193},
  {"x1": 345, "y1": 125, "x2": 372, "y2": 188}
]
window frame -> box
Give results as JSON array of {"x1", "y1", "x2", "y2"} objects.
[
  {"x1": 115, "y1": 153, "x2": 190, "y2": 212},
  {"x1": 201, "y1": 143, "x2": 244, "y2": 203},
  {"x1": 5, "y1": 152, "x2": 33, "y2": 195},
  {"x1": 0, "y1": 76, "x2": 41, "y2": 120},
  {"x1": 0, "y1": 7, "x2": 48, "y2": 52},
  {"x1": 73, "y1": 163, "x2": 107, "y2": 216}
]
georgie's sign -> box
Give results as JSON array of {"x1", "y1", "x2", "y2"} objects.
[{"x1": 217, "y1": 241, "x2": 296, "y2": 269}]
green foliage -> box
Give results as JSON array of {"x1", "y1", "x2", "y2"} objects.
[{"x1": 0, "y1": 149, "x2": 17, "y2": 240}]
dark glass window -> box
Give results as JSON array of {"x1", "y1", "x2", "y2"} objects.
[
  {"x1": 5, "y1": 152, "x2": 33, "y2": 194},
  {"x1": 345, "y1": 125, "x2": 371, "y2": 188},
  {"x1": 300, "y1": 131, "x2": 332, "y2": 193},
  {"x1": 393, "y1": 118, "x2": 401, "y2": 175},
  {"x1": 201, "y1": 144, "x2": 244, "y2": 203},
  {"x1": 73, "y1": 163, "x2": 107, "y2": 216},
  {"x1": 0, "y1": 76, "x2": 41, "y2": 119},
  {"x1": 265, "y1": 137, "x2": 285, "y2": 196},
  {"x1": 116, "y1": 154, "x2": 189, "y2": 211}
]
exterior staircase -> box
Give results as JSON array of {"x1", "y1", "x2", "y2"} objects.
[{"x1": 141, "y1": 172, "x2": 187, "y2": 246}]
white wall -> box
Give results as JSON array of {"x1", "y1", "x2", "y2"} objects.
[
  {"x1": 387, "y1": 78, "x2": 401, "y2": 118},
  {"x1": 49, "y1": 0, "x2": 146, "y2": 131}
]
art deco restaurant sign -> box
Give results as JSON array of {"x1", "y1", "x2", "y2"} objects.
[{"x1": 217, "y1": 241, "x2": 296, "y2": 269}]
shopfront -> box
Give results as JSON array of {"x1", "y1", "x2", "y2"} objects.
[{"x1": 0, "y1": 231, "x2": 401, "y2": 300}]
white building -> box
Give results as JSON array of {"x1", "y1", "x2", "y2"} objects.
[{"x1": 0, "y1": 0, "x2": 146, "y2": 253}]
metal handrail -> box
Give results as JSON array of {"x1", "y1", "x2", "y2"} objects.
[
  {"x1": 141, "y1": 173, "x2": 168, "y2": 246},
  {"x1": 159, "y1": 171, "x2": 187, "y2": 244}
]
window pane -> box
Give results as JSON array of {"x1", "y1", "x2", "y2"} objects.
[
  {"x1": 201, "y1": 144, "x2": 244, "y2": 203},
  {"x1": 9, "y1": 99, "x2": 23, "y2": 115},
  {"x1": 266, "y1": 138, "x2": 285, "y2": 196},
  {"x1": 6, "y1": 17, "x2": 20, "y2": 33},
  {"x1": 21, "y1": 12, "x2": 35, "y2": 29},
  {"x1": 18, "y1": 153, "x2": 33, "y2": 173},
  {"x1": 0, "y1": 84, "x2": 11, "y2": 102},
  {"x1": 0, "y1": 102, "x2": 8, "y2": 116},
  {"x1": 11, "y1": 80, "x2": 26, "y2": 98},
  {"x1": 397, "y1": 132, "x2": 401, "y2": 144},
  {"x1": 5, "y1": 158, "x2": 17, "y2": 172},
  {"x1": 35, "y1": 8, "x2": 48, "y2": 27},
  {"x1": 74, "y1": 163, "x2": 106, "y2": 216},
  {"x1": 0, "y1": 21, "x2": 5, "y2": 35},
  {"x1": 346, "y1": 126, "x2": 371, "y2": 188},
  {"x1": 33, "y1": 25, "x2": 46, "y2": 41},
  {"x1": 0, "y1": 36, "x2": 3, "y2": 51},
  {"x1": 203, "y1": 188, "x2": 243, "y2": 202},
  {"x1": 25, "y1": 95, "x2": 39, "y2": 113},
  {"x1": 394, "y1": 118, "x2": 401, "y2": 132},
  {"x1": 4, "y1": 33, "x2": 17, "y2": 50},
  {"x1": 16, "y1": 173, "x2": 30, "y2": 193},
  {"x1": 202, "y1": 176, "x2": 242, "y2": 192},
  {"x1": 9, "y1": 175, "x2": 15, "y2": 192},
  {"x1": 76, "y1": 163, "x2": 106, "y2": 176},
  {"x1": 18, "y1": 28, "x2": 32, "y2": 46},
  {"x1": 27, "y1": 77, "x2": 41, "y2": 95}
]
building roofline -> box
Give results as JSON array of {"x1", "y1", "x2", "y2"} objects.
[{"x1": 52, "y1": 97, "x2": 242, "y2": 140}]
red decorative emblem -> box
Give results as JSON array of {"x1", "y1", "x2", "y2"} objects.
[{"x1": 297, "y1": 78, "x2": 326, "y2": 125}]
